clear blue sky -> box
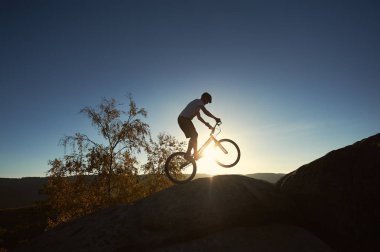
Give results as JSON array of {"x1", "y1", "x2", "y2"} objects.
[{"x1": 1, "y1": 0, "x2": 379, "y2": 178}]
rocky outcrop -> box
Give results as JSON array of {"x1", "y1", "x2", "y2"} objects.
[
  {"x1": 17, "y1": 175, "x2": 332, "y2": 251},
  {"x1": 277, "y1": 133, "x2": 380, "y2": 251},
  {"x1": 152, "y1": 224, "x2": 333, "y2": 252}
]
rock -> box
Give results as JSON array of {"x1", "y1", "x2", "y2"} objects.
[
  {"x1": 277, "y1": 133, "x2": 380, "y2": 251},
  {"x1": 152, "y1": 224, "x2": 334, "y2": 252},
  {"x1": 136, "y1": 175, "x2": 293, "y2": 246},
  {"x1": 16, "y1": 175, "x2": 332, "y2": 251}
]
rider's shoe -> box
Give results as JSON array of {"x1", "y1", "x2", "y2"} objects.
[{"x1": 194, "y1": 153, "x2": 202, "y2": 161}]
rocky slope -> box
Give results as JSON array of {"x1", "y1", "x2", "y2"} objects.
[
  {"x1": 17, "y1": 175, "x2": 332, "y2": 251},
  {"x1": 0, "y1": 174, "x2": 281, "y2": 209},
  {"x1": 277, "y1": 133, "x2": 380, "y2": 251}
]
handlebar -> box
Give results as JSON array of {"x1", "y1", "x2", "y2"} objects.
[{"x1": 210, "y1": 121, "x2": 222, "y2": 135}]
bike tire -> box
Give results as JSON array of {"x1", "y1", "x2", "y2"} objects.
[
  {"x1": 165, "y1": 152, "x2": 197, "y2": 184},
  {"x1": 214, "y1": 139, "x2": 240, "y2": 168}
]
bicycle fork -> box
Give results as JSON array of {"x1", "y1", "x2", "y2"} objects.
[{"x1": 213, "y1": 138, "x2": 228, "y2": 154}]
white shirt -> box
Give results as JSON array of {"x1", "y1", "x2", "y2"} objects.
[{"x1": 179, "y1": 99, "x2": 205, "y2": 119}]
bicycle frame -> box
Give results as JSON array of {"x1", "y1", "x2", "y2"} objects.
[{"x1": 197, "y1": 123, "x2": 228, "y2": 157}]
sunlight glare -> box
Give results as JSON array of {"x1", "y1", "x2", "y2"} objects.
[{"x1": 198, "y1": 146, "x2": 219, "y2": 175}]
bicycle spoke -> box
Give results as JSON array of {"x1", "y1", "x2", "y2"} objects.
[{"x1": 165, "y1": 152, "x2": 196, "y2": 183}]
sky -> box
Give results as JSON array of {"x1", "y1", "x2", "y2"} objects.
[{"x1": 1, "y1": 0, "x2": 379, "y2": 178}]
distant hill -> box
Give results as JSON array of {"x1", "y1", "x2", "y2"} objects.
[
  {"x1": 245, "y1": 173, "x2": 285, "y2": 183},
  {"x1": 0, "y1": 177, "x2": 47, "y2": 209}
]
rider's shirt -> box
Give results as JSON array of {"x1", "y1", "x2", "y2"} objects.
[{"x1": 179, "y1": 99, "x2": 205, "y2": 119}]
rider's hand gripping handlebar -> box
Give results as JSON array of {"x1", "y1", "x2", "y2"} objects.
[{"x1": 210, "y1": 120, "x2": 222, "y2": 135}]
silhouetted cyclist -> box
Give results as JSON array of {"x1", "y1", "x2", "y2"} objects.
[{"x1": 178, "y1": 92, "x2": 221, "y2": 161}]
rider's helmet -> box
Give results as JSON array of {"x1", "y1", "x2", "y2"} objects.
[{"x1": 201, "y1": 92, "x2": 212, "y2": 103}]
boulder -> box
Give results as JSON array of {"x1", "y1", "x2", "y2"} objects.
[
  {"x1": 152, "y1": 224, "x2": 334, "y2": 252},
  {"x1": 16, "y1": 175, "x2": 333, "y2": 251},
  {"x1": 277, "y1": 133, "x2": 380, "y2": 251}
]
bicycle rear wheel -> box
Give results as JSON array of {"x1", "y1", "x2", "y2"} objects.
[
  {"x1": 214, "y1": 139, "x2": 240, "y2": 168},
  {"x1": 165, "y1": 152, "x2": 197, "y2": 184}
]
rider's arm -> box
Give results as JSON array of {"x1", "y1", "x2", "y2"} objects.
[
  {"x1": 200, "y1": 106, "x2": 220, "y2": 122},
  {"x1": 196, "y1": 112, "x2": 212, "y2": 128}
]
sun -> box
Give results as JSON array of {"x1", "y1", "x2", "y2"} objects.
[
  {"x1": 197, "y1": 147, "x2": 220, "y2": 175},
  {"x1": 196, "y1": 139, "x2": 240, "y2": 176}
]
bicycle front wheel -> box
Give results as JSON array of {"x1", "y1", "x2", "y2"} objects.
[
  {"x1": 214, "y1": 139, "x2": 240, "y2": 168},
  {"x1": 165, "y1": 152, "x2": 197, "y2": 184}
]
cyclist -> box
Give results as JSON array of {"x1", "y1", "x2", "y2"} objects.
[{"x1": 178, "y1": 92, "x2": 221, "y2": 161}]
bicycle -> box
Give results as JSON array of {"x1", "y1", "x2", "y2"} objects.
[{"x1": 165, "y1": 122, "x2": 240, "y2": 184}]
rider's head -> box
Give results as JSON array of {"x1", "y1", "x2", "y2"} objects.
[{"x1": 201, "y1": 92, "x2": 212, "y2": 104}]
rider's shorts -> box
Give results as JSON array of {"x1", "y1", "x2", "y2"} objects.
[{"x1": 178, "y1": 116, "x2": 197, "y2": 138}]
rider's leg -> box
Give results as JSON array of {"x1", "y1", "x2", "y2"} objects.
[
  {"x1": 192, "y1": 135, "x2": 199, "y2": 160},
  {"x1": 185, "y1": 138, "x2": 193, "y2": 157},
  {"x1": 185, "y1": 133, "x2": 198, "y2": 160},
  {"x1": 179, "y1": 117, "x2": 198, "y2": 160}
]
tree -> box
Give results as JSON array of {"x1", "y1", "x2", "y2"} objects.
[
  {"x1": 142, "y1": 133, "x2": 186, "y2": 195},
  {"x1": 45, "y1": 95, "x2": 150, "y2": 226}
]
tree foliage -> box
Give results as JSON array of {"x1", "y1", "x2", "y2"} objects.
[
  {"x1": 141, "y1": 133, "x2": 186, "y2": 196},
  {"x1": 45, "y1": 96, "x2": 183, "y2": 227}
]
